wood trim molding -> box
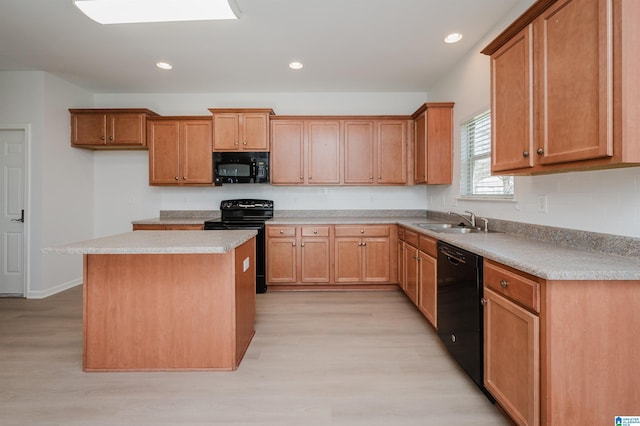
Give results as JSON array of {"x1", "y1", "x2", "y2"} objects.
[{"x1": 481, "y1": 0, "x2": 557, "y2": 55}]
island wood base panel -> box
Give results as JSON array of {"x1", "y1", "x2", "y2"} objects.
[{"x1": 82, "y1": 240, "x2": 256, "y2": 371}]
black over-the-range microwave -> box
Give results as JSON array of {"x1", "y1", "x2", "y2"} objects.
[{"x1": 213, "y1": 152, "x2": 269, "y2": 185}]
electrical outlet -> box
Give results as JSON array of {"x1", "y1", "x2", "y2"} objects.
[{"x1": 537, "y1": 195, "x2": 548, "y2": 213}]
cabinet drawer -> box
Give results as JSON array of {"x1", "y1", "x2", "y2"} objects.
[
  {"x1": 484, "y1": 260, "x2": 540, "y2": 313},
  {"x1": 404, "y1": 229, "x2": 418, "y2": 248},
  {"x1": 334, "y1": 225, "x2": 390, "y2": 237},
  {"x1": 267, "y1": 226, "x2": 297, "y2": 237},
  {"x1": 419, "y1": 234, "x2": 437, "y2": 258},
  {"x1": 301, "y1": 226, "x2": 330, "y2": 237}
]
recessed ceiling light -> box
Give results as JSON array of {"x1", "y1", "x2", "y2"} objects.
[
  {"x1": 444, "y1": 33, "x2": 463, "y2": 44},
  {"x1": 156, "y1": 62, "x2": 173, "y2": 70},
  {"x1": 289, "y1": 61, "x2": 304, "y2": 70},
  {"x1": 74, "y1": 0, "x2": 240, "y2": 25}
]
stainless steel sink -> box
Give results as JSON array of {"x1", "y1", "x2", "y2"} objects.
[
  {"x1": 414, "y1": 223, "x2": 485, "y2": 234},
  {"x1": 434, "y1": 227, "x2": 477, "y2": 234},
  {"x1": 414, "y1": 223, "x2": 455, "y2": 229}
]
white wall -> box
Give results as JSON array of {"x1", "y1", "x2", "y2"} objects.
[
  {"x1": 0, "y1": 71, "x2": 94, "y2": 297},
  {"x1": 426, "y1": 0, "x2": 640, "y2": 238},
  {"x1": 91, "y1": 92, "x2": 430, "y2": 237}
]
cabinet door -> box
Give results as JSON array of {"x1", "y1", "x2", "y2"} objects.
[
  {"x1": 414, "y1": 114, "x2": 427, "y2": 184},
  {"x1": 376, "y1": 121, "x2": 407, "y2": 184},
  {"x1": 397, "y1": 241, "x2": 406, "y2": 291},
  {"x1": 181, "y1": 120, "x2": 213, "y2": 184},
  {"x1": 307, "y1": 120, "x2": 341, "y2": 184},
  {"x1": 148, "y1": 120, "x2": 180, "y2": 184},
  {"x1": 404, "y1": 244, "x2": 418, "y2": 304},
  {"x1": 491, "y1": 25, "x2": 534, "y2": 172},
  {"x1": 242, "y1": 113, "x2": 270, "y2": 151},
  {"x1": 418, "y1": 251, "x2": 437, "y2": 327},
  {"x1": 362, "y1": 237, "x2": 391, "y2": 283},
  {"x1": 109, "y1": 113, "x2": 146, "y2": 146},
  {"x1": 300, "y1": 237, "x2": 331, "y2": 283},
  {"x1": 344, "y1": 121, "x2": 374, "y2": 184},
  {"x1": 425, "y1": 106, "x2": 453, "y2": 184},
  {"x1": 212, "y1": 113, "x2": 240, "y2": 150},
  {"x1": 334, "y1": 237, "x2": 362, "y2": 283},
  {"x1": 536, "y1": 0, "x2": 612, "y2": 165},
  {"x1": 271, "y1": 120, "x2": 304, "y2": 184},
  {"x1": 484, "y1": 288, "x2": 540, "y2": 426},
  {"x1": 71, "y1": 113, "x2": 107, "y2": 146},
  {"x1": 266, "y1": 237, "x2": 297, "y2": 283}
]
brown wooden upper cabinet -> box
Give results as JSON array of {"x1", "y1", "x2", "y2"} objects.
[
  {"x1": 271, "y1": 116, "x2": 412, "y2": 186},
  {"x1": 270, "y1": 118, "x2": 341, "y2": 185},
  {"x1": 483, "y1": 0, "x2": 640, "y2": 175},
  {"x1": 209, "y1": 108, "x2": 274, "y2": 151},
  {"x1": 147, "y1": 117, "x2": 213, "y2": 186},
  {"x1": 343, "y1": 120, "x2": 409, "y2": 185},
  {"x1": 70, "y1": 108, "x2": 158, "y2": 149},
  {"x1": 412, "y1": 103, "x2": 454, "y2": 184}
]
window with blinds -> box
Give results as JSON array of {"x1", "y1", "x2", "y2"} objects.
[{"x1": 460, "y1": 110, "x2": 513, "y2": 197}]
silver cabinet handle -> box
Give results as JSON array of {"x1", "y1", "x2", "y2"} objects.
[
  {"x1": 537, "y1": 148, "x2": 544, "y2": 155},
  {"x1": 360, "y1": 229, "x2": 364, "y2": 234},
  {"x1": 523, "y1": 151, "x2": 529, "y2": 157},
  {"x1": 174, "y1": 176, "x2": 179, "y2": 180},
  {"x1": 362, "y1": 241, "x2": 367, "y2": 246},
  {"x1": 481, "y1": 298, "x2": 487, "y2": 306},
  {"x1": 301, "y1": 242, "x2": 305, "y2": 247},
  {"x1": 100, "y1": 136, "x2": 105, "y2": 140},
  {"x1": 313, "y1": 230, "x2": 317, "y2": 235},
  {"x1": 109, "y1": 136, "x2": 113, "y2": 141},
  {"x1": 500, "y1": 279, "x2": 508, "y2": 288},
  {"x1": 280, "y1": 230, "x2": 284, "y2": 234}
]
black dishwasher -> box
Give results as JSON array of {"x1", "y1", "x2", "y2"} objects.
[{"x1": 437, "y1": 241, "x2": 489, "y2": 397}]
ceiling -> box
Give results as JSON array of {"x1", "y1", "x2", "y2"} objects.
[{"x1": 0, "y1": 0, "x2": 525, "y2": 93}]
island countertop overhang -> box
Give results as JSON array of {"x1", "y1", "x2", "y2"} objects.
[{"x1": 42, "y1": 230, "x2": 257, "y2": 255}]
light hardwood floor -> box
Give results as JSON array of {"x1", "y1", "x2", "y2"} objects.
[{"x1": 0, "y1": 286, "x2": 509, "y2": 425}]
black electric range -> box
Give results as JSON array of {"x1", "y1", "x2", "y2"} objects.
[{"x1": 204, "y1": 199, "x2": 274, "y2": 293}]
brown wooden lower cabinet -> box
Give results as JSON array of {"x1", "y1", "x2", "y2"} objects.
[
  {"x1": 483, "y1": 258, "x2": 640, "y2": 425},
  {"x1": 266, "y1": 224, "x2": 396, "y2": 287},
  {"x1": 484, "y1": 287, "x2": 540, "y2": 426},
  {"x1": 398, "y1": 229, "x2": 437, "y2": 329}
]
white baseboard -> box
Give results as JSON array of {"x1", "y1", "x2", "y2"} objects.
[{"x1": 27, "y1": 278, "x2": 82, "y2": 299}]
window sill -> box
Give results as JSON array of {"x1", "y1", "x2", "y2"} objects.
[{"x1": 457, "y1": 196, "x2": 516, "y2": 203}]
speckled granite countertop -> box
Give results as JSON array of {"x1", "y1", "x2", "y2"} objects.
[
  {"x1": 131, "y1": 210, "x2": 219, "y2": 226},
  {"x1": 43, "y1": 230, "x2": 257, "y2": 255},
  {"x1": 269, "y1": 216, "x2": 640, "y2": 281}
]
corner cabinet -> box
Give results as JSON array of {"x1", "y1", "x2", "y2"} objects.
[
  {"x1": 70, "y1": 108, "x2": 158, "y2": 149},
  {"x1": 483, "y1": 0, "x2": 640, "y2": 175},
  {"x1": 147, "y1": 117, "x2": 213, "y2": 186},
  {"x1": 209, "y1": 108, "x2": 274, "y2": 151},
  {"x1": 412, "y1": 103, "x2": 454, "y2": 184}
]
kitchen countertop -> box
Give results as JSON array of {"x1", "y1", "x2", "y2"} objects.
[
  {"x1": 43, "y1": 230, "x2": 257, "y2": 255},
  {"x1": 268, "y1": 216, "x2": 640, "y2": 281}
]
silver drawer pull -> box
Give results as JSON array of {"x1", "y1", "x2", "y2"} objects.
[{"x1": 500, "y1": 279, "x2": 508, "y2": 288}]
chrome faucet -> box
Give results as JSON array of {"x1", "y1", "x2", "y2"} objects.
[{"x1": 448, "y1": 210, "x2": 477, "y2": 228}]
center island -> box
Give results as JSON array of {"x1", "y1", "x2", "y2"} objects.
[{"x1": 44, "y1": 230, "x2": 257, "y2": 372}]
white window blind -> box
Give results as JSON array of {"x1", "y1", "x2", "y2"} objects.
[{"x1": 460, "y1": 111, "x2": 513, "y2": 197}]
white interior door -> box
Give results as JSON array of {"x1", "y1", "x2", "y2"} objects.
[{"x1": 0, "y1": 128, "x2": 26, "y2": 296}]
